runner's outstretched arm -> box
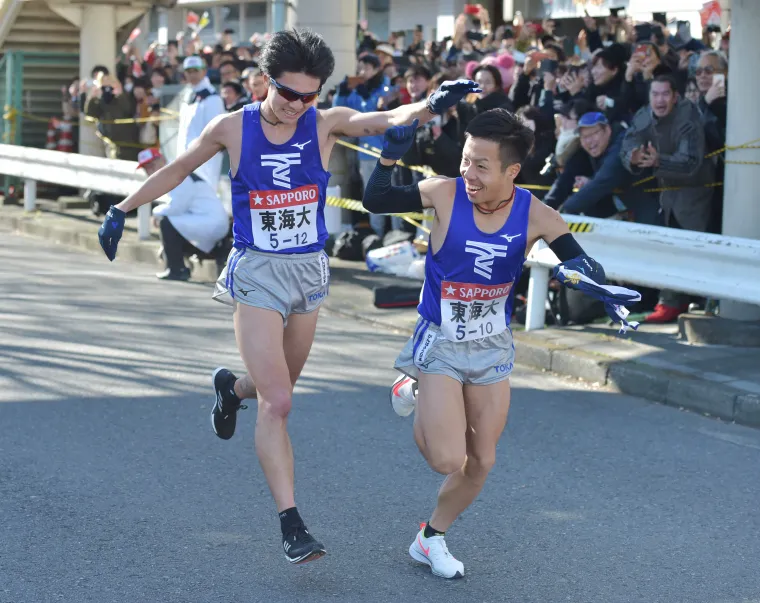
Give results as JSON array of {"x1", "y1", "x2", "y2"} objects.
[
  {"x1": 326, "y1": 79, "x2": 480, "y2": 138},
  {"x1": 117, "y1": 114, "x2": 228, "y2": 213},
  {"x1": 362, "y1": 120, "x2": 454, "y2": 214},
  {"x1": 98, "y1": 113, "x2": 229, "y2": 262}
]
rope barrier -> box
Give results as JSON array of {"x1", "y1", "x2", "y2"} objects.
[{"x1": 6, "y1": 103, "x2": 760, "y2": 229}]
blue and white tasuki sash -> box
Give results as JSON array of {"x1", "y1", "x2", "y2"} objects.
[{"x1": 553, "y1": 264, "x2": 641, "y2": 334}]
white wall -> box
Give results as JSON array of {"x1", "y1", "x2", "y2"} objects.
[
  {"x1": 367, "y1": 8, "x2": 389, "y2": 41},
  {"x1": 388, "y1": 0, "x2": 439, "y2": 42}
]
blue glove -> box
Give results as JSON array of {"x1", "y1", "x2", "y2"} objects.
[
  {"x1": 552, "y1": 254, "x2": 642, "y2": 334},
  {"x1": 427, "y1": 79, "x2": 481, "y2": 114},
  {"x1": 98, "y1": 205, "x2": 126, "y2": 262},
  {"x1": 381, "y1": 118, "x2": 419, "y2": 160}
]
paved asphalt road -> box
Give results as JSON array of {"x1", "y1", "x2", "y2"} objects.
[{"x1": 1, "y1": 228, "x2": 760, "y2": 603}]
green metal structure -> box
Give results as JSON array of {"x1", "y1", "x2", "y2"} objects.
[
  {"x1": 0, "y1": 50, "x2": 79, "y2": 195},
  {"x1": 1, "y1": 50, "x2": 79, "y2": 147}
]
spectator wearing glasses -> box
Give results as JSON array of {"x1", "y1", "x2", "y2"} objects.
[
  {"x1": 220, "y1": 59, "x2": 242, "y2": 84},
  {"x1": 544, "y1": 112, "x2": 660, "y2": 224},
  {"x1": 694, "y1": 51, "x2": 728, "y2": 141},
  {"x1": 694, "y1": 51, "x2": 729, "y2": 234}
]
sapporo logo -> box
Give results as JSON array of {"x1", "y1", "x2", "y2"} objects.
[{"x1": 261, "y1": 153, "x2": 301, "y2": 189}]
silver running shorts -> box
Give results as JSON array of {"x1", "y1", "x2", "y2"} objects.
[
  {"x1": 212, "y1": 248, "x2": 330, "y2": 321},
  {"x1": 394, "y1": 317, "x2": 515, "y2": 385}
]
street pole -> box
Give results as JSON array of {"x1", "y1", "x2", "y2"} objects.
[
  {"x1": 272, "y1": 0, "x2": 287, "y2": 32},
  {"x1": 721, "y1": 0, "x2": 760, "y2": 320}
]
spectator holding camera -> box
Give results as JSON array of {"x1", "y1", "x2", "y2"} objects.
[
  {"x1": 131, "y1": 78, "x2": 160, "y2": 147},
  {"x1": 694, "y1": 50, "x2": 728, "y2": 233},
  {"x1": 620, "y1": 41, "x2": 664, "y2": 116},
  {"x1": 695, "y1": 51, "x2": 728, "y2": 138},
  {"x1": 544, "y1": 111, "x2": 660, "y2": 223},
  {"x1": 587, "y1": 43, "x2": 628, "y2": 123},
  {"x1": 510, "y1": 43, "x2": 565, "y2": 109},
  {"x1": 84, "y1": 71, "x2": 140, "y2": 160}
]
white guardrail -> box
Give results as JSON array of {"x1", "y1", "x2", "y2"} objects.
[
  {"x1": 0, "y1": 143, "x2": 162, "y2": 239},
  {"x1": 525, "y1": 218, "x2": 760, "y2": 330},
  {"x1": 2, "y1": 144, "x2": 760, "y2": 330}
]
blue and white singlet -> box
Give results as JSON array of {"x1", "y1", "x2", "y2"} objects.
[
  {"x1": 230, "y1": 102, "x2": 331, "y2": 254},
  {"x1": 418, "y1": 178, "x2": 531, "y2": 342}
]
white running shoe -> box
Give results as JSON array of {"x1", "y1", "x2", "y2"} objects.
[
  {"x1": 409, "y1": 528, "x2": 464, "y2": 579},
  {"x1": 390, "y1": 375, "x2": 417, "y2": 417}
]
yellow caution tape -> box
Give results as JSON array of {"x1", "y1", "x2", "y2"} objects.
[
  {"x1": 340, "y1": 134, "x2": 760, "y2": 191},
  {"x1": 334, "y1": 138, "x2": 554, "y2": 190},
  {"x1": 325, "y1": 195, "x2": 427, "y2": 220},
  {"x1": 325, "y1": 195, "x2": 431, "y2": 234},
  {"x1": 567, "y1": 221, "x2": 594, "y2": 233}
]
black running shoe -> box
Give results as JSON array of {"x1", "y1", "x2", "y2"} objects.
[
  {"x1": 283, "y1": 525, "x2": 327, "y2": 564},
  {"x1": 211, "y1": 367, "x2": 247, "y2": 440}
]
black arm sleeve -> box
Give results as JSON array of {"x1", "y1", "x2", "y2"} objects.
[
  {"x1": 362, "y1": 161, "x2": 424, "y2": 214},
  {"x1": 549, "y1": 233, "x2": 586, "y2": 261}
]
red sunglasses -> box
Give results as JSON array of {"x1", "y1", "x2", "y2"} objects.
[{"x1": 270, "y1": 78, "x2": 321, "y2": 104}]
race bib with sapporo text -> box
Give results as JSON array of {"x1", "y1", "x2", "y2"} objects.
[
  {"x1": 440, "y1": 280, "x2": 513, "y2": 342},
  {"x1": 249, "y1": 184, "x2": 319, "y2": 251}
]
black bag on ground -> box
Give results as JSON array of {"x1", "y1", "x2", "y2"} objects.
[
  {"x1": 332, "y1": 230, "x2": 365, "y2": 261},
  {"x1": 373, "y1": 285, "x2": 421, "y2": 309},
  {"x1": 559, "y1": 287, "x2": 606, "y2": 325}
]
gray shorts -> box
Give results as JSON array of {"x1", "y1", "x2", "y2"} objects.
[
  {"x1": 212, "y1": 248, "x2": 330, "y2": 321},
  {"x1": 394, "y1": 317, "x2": 515, "y2": 386}
]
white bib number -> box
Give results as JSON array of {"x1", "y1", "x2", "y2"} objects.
[
  {"x1": 249, "y1": 184, "x2": 319, "y2": 251},
  {"x1": 440, "y1": 280, "x2": 512, "y2": 342}
]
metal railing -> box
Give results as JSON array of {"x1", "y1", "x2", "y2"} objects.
[
  {"x1": 3, "y1": 143, "x2": 760, "y2": 328},
  {"x1": 524, "y1": 217, "x2": 760, "y2": 330}
]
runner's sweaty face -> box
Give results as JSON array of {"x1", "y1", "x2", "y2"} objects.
[
  {"x1": 267, "y1": 72, "x2": 321, "y2": 124},
  {"x1": 459, "y1": 136, "x2": 520, "y2": 205}
]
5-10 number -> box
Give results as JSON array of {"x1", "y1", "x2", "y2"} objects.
[{"x1": 456, "y1": 321, "x2": 493, "y2": 340}]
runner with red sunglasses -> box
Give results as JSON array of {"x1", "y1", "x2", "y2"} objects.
[{"x1": 97, "y1": 28, "x2": 479, "y2": 565}]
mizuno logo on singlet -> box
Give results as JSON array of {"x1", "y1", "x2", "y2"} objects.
[
  {"x1": 464, "y1": 240, "x2": 511, "y2": 279},
  {"x1": 292, "y1": 140, "x2": 311, "y2": 150},
  {"x1": 261, "y1": 153, "x2": 301, "y2": 189}
]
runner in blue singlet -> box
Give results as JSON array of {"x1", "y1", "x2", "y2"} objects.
[
  {"x1": 362, "y1": 108, "x2": 636, "y2": 579},
  {"x1": 96, "y1": 28, "x2": 480, "y2": 565}
]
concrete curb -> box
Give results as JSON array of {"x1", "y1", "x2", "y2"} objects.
[
  {"x1": 513, "y1": 335, "x2": 756, "y2": 427},
  {"x1": 4, "y1": 209, "x2": 758, "y2": 430}
]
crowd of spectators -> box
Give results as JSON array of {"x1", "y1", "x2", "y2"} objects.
[
  {"x1": 55, "y1": 28, "x2": 270, "y2": 160},
  {"x1": 335, "y1": 7, "x2": 730, "y2": 323},
  {"x1": 52, "y1": 7, "x2": 731, "y2": 322}
]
